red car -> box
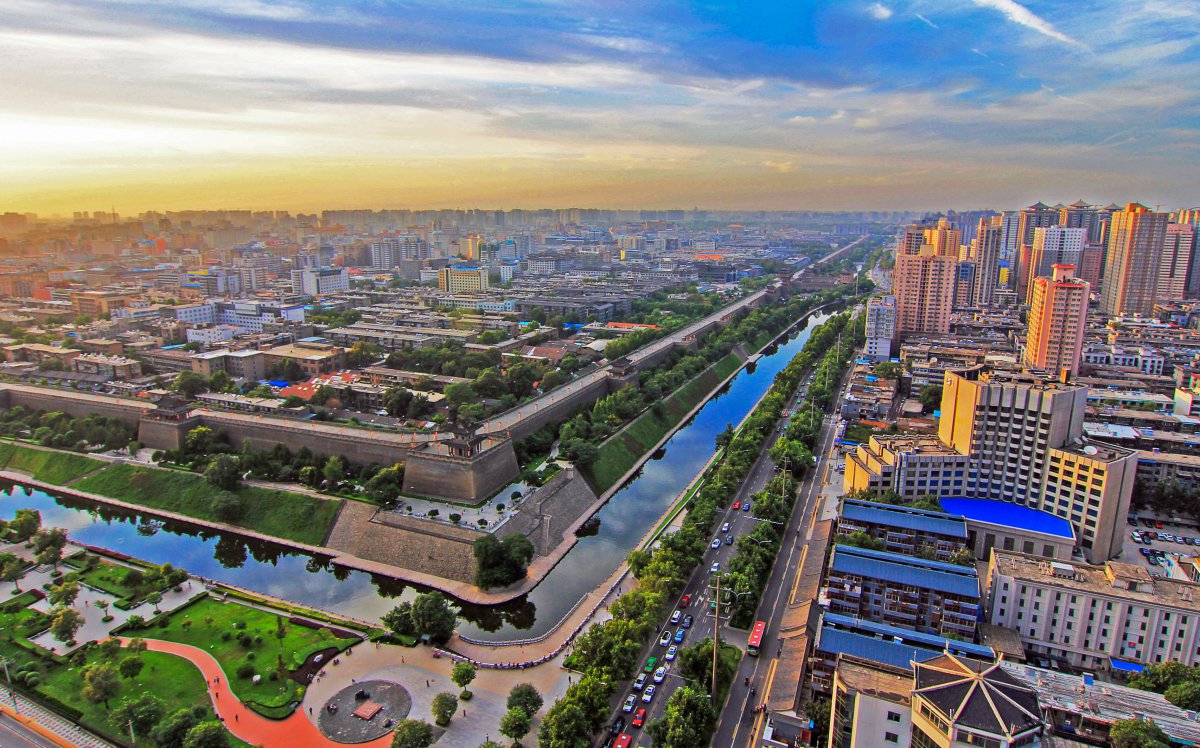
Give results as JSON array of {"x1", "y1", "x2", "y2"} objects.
[
  {"x1": 732, "y1": 501, "x2": 741, "y2": 510},
  {"x1": 632, "y1": 708, "x2": 647, "y2": 728},
  {"x1": 679, "y1": 594, "x2": 691, "y2": 609}
]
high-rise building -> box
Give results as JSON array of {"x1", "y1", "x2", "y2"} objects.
[
  {"x1": 892, "y1": 248, "x2": 959, "y2": 337},
  {"x1": 1025, "y1": 264, "x2": 1089, "y2": 378},
  {"x1": 1078, "y1": 244, "x2": 1103, "y2": 292},
  {"x1": 1100, "y1": 203, "x2": 1171, "y2": 317},
  {"x1": 1164, "y1": 223, "x2": 1199, "y2": 299},
  {"x1": 864, "y1": 295, "x2": 897, "y2": 361},
  {"x1": 997, "y1": 211, "x2": 1022, "y2": 284},
  {"x1": 370, "y1": 236, "x2": 428, "y2": 269},
  {"x1": 1024, "y1": 226, "x2": 1085, "y2": 305},
  {"x1": 922, "y1": 219, "x2": 961, "y2": 258},
  {"x1": 1059, "y1": 199, "x2": 1098, "y2": 239},
  {"x1": 1013, "y1": 202, "x2": 1060, "y2": 300},
  {"x1": 968, "y1": 216, "x2": 1002, "y2": 307}
]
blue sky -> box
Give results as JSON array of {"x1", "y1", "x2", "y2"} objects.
[{"x1": 1, "y1": 0, "x2": 1197, "y2": 212}]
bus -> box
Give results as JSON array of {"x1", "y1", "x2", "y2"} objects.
[
  {"x1": 747, "y1": 620, "x2": 767, "y2": 657},
  {"x1": 614, "y1": 734, "x2": 634, "y2": 748}
]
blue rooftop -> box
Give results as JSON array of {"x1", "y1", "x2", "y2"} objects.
[
  {"x1": 1110, "y1": 658, "x2": 1145, "y2": 673},
  {"x1": 830, "y1": 545, "x2": 980, "y2": 598},
  {"x1": 822, "y1": 612, "x2": 994, "y2": 658},
  {"x1": 818, "y1": 614, "x2": 994, "y2": 669},
  {"x1": 842, "y1": 499, "x2": 968, "y2": 539},
  {"x1": 939, "y1": 497, "x2": 1075, "y2": 540}
]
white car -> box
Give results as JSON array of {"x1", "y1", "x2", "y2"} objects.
[
  {"x1": 670, "y1": 610, "x2": 682, "y2": 624},
  {"x1": 654, "y1": 666, "x2": 667, "y2": 683},
  {"x1": 711, "y1": 538, "x2": 722, "y2": 549},
  {"x1": 710, "y1": 562, "x2": 721, "y2": 573},
  {"x1": 623, "y1": 695, "x2": 637, "y2": 713},
  {"x1": 659, "y1": 630, "x2": 672, "y2": 646},
  {"x1": 665, "y1": 645, "x2": 678, "y2": 661},
  {"x1": 721, "y1": 522, "x2": 731, "y2": 533},
  {"x1": 642, "y1": 685, "x2": 656, "y2": 703}
]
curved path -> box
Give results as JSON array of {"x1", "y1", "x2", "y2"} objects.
[{"x1": 122, "y1": 639, "x2": 392, "y2": 748}]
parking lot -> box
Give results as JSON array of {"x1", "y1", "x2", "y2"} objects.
[{"x1": 1121, "y1": 514, "x2": 1200, "y2": 579}]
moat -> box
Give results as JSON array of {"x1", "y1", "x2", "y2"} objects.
[{"x1": 0, "y1": 309, "x2": 832, "y2": 639}]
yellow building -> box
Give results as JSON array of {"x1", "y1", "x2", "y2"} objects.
[
  {"x1": 1024, "y1": 264, "x2": 1089, "y2": 378},
  {"x1": 437, "y1": 266, "x2": 489, "y2": 293}
]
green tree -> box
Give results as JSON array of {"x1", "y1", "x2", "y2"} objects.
[
  {"x1": 809, "y1": 697, "x2": 832, "y2": 746},
  {"x1": 364, "y1": 464, "x2": 404, "y2": 502},
  {"x1": 9, "y1": 508, "x2": 41, "y2": 541},
  {"x1": 507, "y1": 683, "x2": 543, "y2": 717},
  {"x1": 50, "y1": 606, "x2": 84, "y2": 644},
  {"x1": 182, "y1": 721, "x2": 230, "y2": 748},
  {"x1": 411, "y1": 591, "x2": 457, "y2": 643},
  {"x1": 382, "y1": 602, "x2": 416, "y2": 637},
  {"x1": 537, "y1": 699, "x2": 590, "y2": 748},
  {"x1": 173, "y1": 371, "x2": 209, "y2": 399},
  {"x1": 119, "y1": 656, "x2": 145, "y2": 679},
  {"x1": 451, "y1": 661, "x2": 477, "y2": 692},
  {"x1": 1165, "y1": 681, "x2": 1200, "y2": 710},
  {"x1": 431, "y1": 691, "x2": 457, "y2": 726},
  {"x1": 298, "y1": 465, "x2": 319, "y2": 487},
  {"x1": 210, "y1": 491, "x2": 245, "y2": 522},
  {"x1": 208, "y1": 370, "x2": 234, "y2": 393},
  {"x1": 31, "y1": 527, "x2": 67, "y2": 554},
  {"x1": 48, "y1": 580, "x2": 80, "y2": 607},
  {"x1": 1109, "y1": 718, "x2": 1171, "y2": 748},
  {"x1": 204, "y1": 454, "x2": 241, "y2": 491},
  {"x1": 444, "y1": 382, "x2": 477, "y2": 409},
  {"x1": 919, "y1": 384, "x2": 943, "y2": 412},
  {"x1": 346, "y1": 341, "x2": 383, "y2": 369},
  {"x1": 382, "y1": 387, "x2": 413, "y2": 417},
  {"x1": 323, "y1": 455, "x2": 346, "y2": 485},
  {"x1": 837, "y1": 531, "x2": 885, "y2": 551},
  {"x1": 646, "y1": 686, "x2": 716, "y2": 748},
  {"x1": 36, "y1": 544, "x2": 64, "y2": 571},
  {"x1": 111, "y1": 693, "x2": 165, "y2": 736},
  {"x1": 499, "y1": 706, "x2": 531, "y2": 744},
  {"x1": 676, "y1": 637, "x2": 737, "y2": 698},
  {"x1": 151, "y1": 707, "x2": 200, "y2": 748},
  {"x1": 874, "y1": 361, "x2": 900, "y2": 379},
  {"x1": 390, "y1": 719, "x2": 435, "y2": 748},
  {"x1": 0, "y1": 552, "x2": 25, "y2": 592},
  {"x1": 185, "y1": 426, "x2": 217, "y2": 455},
  {"x1": 81, "y1": 662, "x2": 121, "y2": 708}
]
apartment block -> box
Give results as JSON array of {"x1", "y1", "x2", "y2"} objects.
[
  {"x1": 1101, "y1": 203, "x2": 1171, "y2": 317},
  {"x1": 893, "y1": 248, "x2": 959, "y2": 337},
  {"x1": 836, "y1": 499, "x2": 968, "y2": 561},
  {"x1": 1024, "y1": 226, "x2": 1084, "y2": 305},
  {"x1": 438, "y1": 265, "x2": 490, "y2": 293},
  {"x1": 864, "y1": 295, "x2": 897, "y2": 361},
  {"x1": 291, "y1": 267, "x2": 349, "y2": 297},
  {"x1": 1024, "y1": 264, "x2": 1089, "y2": 377}
]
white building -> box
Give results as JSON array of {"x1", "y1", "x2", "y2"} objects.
[
  {"x1": 291, "y1": 267, "x2": 349, "y2": 297},
  {"x1": 864, "y1": 295, "x2": 897, "y2": 361}
]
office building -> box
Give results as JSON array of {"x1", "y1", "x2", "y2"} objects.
[
  {"x1": 865, "y1": 295, "x2": 897, "y2": 360},
  {"x1": 437, "y1": 265, "x2": 490, "y2": 293},
  {"x1": 290, "y1": 267, "x2": 349, "y2": 297},
  {"x1": 1100, "y1": 203, "x2": 1171, "y2": 317},
  {"x1": 892, "y1": 248, "x2": 959, "y2": 337},
  {"x1": 1024, "y1": 226, "x2": 1084, "y2": 305},
  {"x1": 1024, "y1": 264, "x2": 1089, "y2": 377}
]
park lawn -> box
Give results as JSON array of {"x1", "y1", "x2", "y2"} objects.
[
  {"x1": 37, "y1": 649, "x2": 247, "y2": 748},
  {"x1": 64, "y1": 554, "x2": 169, "y2": 606},
  {"x1": 0, "y1": 442, "x2": 105, "y2": 484},
  {"x1": 73, "y1": 463, "x2": 340, "y2": 545},
  {"x1": 150, "y1": 595, "x2": 356, "y2": 713},
  {"x1": 586, "y1": 353, "x2": 743, "y2": 491},
  {"x1": 0, "y1": 596, "x2": 50, "y2": 663}
]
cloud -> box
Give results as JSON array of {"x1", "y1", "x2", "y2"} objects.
[
  {"x1": 763, "y1": 160, "x2": 795, "y2": 173},
  {"x1": 867, "y1": 3, "x2": 894, "y2": 20},
  {"x1": 915, "y1": 13, "x2": 939, "y2": 28},
  {"x1": 970, "y1": 0, "x2": 1086, "y2": 48}
]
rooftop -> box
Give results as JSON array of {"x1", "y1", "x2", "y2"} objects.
[
  {"x1": 840, "y1": 498, "x2": 968, "y2": 540},
  {"x1": 835, "y1": 658, "x2": 911, "y2": 705},
  {"x1": 914, "y1": 654, "x2": 1041, "y2": 737},
  {"x1": 939, "y1": 497, "x2": 1075, "y2": 539},
  {"x1": 991, "y1": 552, "x2": 1200, "y2": 610},
  {"x1": 829, "y1": 545, "x2": 980, "y2": 598}
]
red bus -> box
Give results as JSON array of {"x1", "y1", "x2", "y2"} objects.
[
  {"x1": 747, "y1": 620, "x2": 767, "y2": 656},
  {"x1": 614, "y1": 734, "x2": 633, "y2": 748}
]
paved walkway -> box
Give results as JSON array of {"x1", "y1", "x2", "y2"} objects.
[{"x1": 0, "y1": 691, "x2": 113, "y2": 748}]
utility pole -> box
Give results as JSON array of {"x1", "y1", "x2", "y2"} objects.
[
  {"x1": 128, "y1": 718, "x2": 137, "y2": 746},
  {"x1": 712, "y1": 574, "x2": 720, "y2": 699},
  {"x1": 1, "y1": 657, "x2": 17, "y2": 715}
]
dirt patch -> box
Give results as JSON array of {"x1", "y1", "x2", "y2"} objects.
[{"x1": 289, "y1": 646, "x2": 340, "y2": 686}]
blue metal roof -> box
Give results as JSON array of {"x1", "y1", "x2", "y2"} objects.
[
  {"x1": 822, "y1": 613, "x2": 994, "y2": 659},
  {"x1": 939, "y1": 497, "x2": 1074, "y2": 539},
  {"x1": 842, "y1": 499, "x2": 968, "y2": 539},
  {"x1": 1110, "y1": 658, "x2": 1145, "y2": 673},
  {"x1": 830, "y1": 546, "x2": 980, "y2": 598}
]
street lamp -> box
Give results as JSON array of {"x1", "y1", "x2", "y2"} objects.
[{"x1": 0, "y1": 656, "x2": 18, "y2": 715}]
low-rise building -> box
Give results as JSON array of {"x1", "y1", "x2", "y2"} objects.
[
  {"x1": 262, "y1": 341, "x2": 346, "y2": 378},
  {"x1": 71, "y1": 353, "x2": 142, "y2": 380}
]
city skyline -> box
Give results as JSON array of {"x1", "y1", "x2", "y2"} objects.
[{"x1": 3, "y1": 0, "x2": 1198, "y2": 214}]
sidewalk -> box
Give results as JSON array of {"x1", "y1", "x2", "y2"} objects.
[{"x1": 0, "y1": 691, "x2": 114, "y2": 748}]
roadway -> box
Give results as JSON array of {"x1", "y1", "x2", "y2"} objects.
[{"x1": 0, "y1": 712, "x2": 63, "y2": 748}]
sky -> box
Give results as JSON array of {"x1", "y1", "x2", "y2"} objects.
[{"x1": 1, "y1": 0, "x2": 1198, "y2": 214}]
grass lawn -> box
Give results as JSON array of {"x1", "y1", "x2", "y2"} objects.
[
  {"x1": 148, "y1": 595, "x2": 357, "y2": 715},
  {"x1": 63, "y1": 553, "x2": 169, "y2": 606},
  {"x1": 74, "y1": 463, "x2": 340, "y2": 545},
  {"x1": 842, "y1": 422, "x2": 879, "y2": 444},
  {"x1": 586, "y1": 353, "x2": 743, "y2": 491},
  {"x1": 0, "y1": 442, "x2": 105, "y2": 484}
]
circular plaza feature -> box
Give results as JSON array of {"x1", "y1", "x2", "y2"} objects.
[{"x1": 317, "y1": 679, "x2": 411, "y2": 743}]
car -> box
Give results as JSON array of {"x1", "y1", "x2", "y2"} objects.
[
  {"x1": 670, "y1": 610, "x2": 682, "y2": 624},
  {"x1": 623, "y1": 695, "x2": 637, "y2": 713},
  {"x1": 711, "y1": 562, "x2": 721, "y2": 573},
  {"x1": 642, "y1": 685, "x2": 656, "y2": 703},
  {"x1": 682, "y1": 614, "x2": 693, "y2": 629},
  {"x1": 1141, "y1": 547, "x2": 1152, "y2": 556},
  {"x1": 1131, "y1": 532, "x2": 1143, "y2": 542},
  {"x1": 732, "y1": 501, "x2": 741, "y2": 510},
  {"x1": 633, "y1": 673, "x2": 648, "y2": 691},
  {"x1": 665, "y1": 645, "x2": 678, "y2": 661},
  {"x1": 722, "y1": 522, "x2": 731, "y2": 533},
  {"x1": 644, "y1": 657, "x2": 657, "y2": 673},
  {"x1": 653, "y1": 666, "x2": 667, "y2": 683},
  {"x1": 1156, "y1": 521, "x2": 1164, "y2": 529},
  {"x1": 1128, "y1": 516, "x2": 1138, "y2": 526},
  {"x1": 726, "y1": 535, "x2": 734, "y2": 545},
  {"x1": 711, "y1": 538, "x2": 722, "y2": 549},
  {"x1": 659, "y1": 630, "x2": 672, "y2": 646},
  {"x1": 674, "y1": 628, "x2": 686, "y2": 644},
  {"x1": 1148, "y1": 555, "x2": 1160, "y2": 566},
  {"x1": 611, "y1": 716, "x2": 626, "y2": 735},
  {"x1": 679, "y1": 595, "x2": 691, "y2": 608},
  {"x1": 743, "y1": 502, "x2": 751, "y2": 511},
  {"x1": 632, "y1": 708, "x2": 647, "y2": 728}
]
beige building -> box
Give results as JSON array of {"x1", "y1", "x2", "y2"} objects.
[
  {"x1": 968, "y1": 216, "x2": 1002, "y2": 308},
  {"x1": 986, "y1": 552, "x2": 1200, "y2": 672},
  {"x1": 1100, "y1": 203, "x2": 1171, "y2": 317},
  {"x1": 262, "y1": 341, "x2": 346, "y2": 378},
  {"x1": 893, "y1": 248, "x2": 959, "y2": 337},
  {"x1": 1024, "y1": 264, "x2": 1089, "y2": 378},
  {"x1": 71, "y1": 353, "x2": 142, "y2": 380},
  {"x1": 1024, "y1": 226, "x2": 1085, "y2": 305},
  {"x1": 190, "y1": 349, "x2": 266, "y2": 382},
  {"x1": 437, "y1": 266, "x2": 489, "y2": 293}
]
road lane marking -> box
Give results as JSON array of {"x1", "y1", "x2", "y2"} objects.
[{"x1": 747, "y1": 657, "x2": 779, "y2": 747}]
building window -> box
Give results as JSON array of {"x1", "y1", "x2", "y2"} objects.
[
  {"x1": 887, "y1": 712, "x2": 901, "y2": 722},
  {"x1": 885, "y1": 733, "x2": 899, "y2": 743}
]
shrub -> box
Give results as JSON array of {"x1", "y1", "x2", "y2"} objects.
[{"x1": 236, "y1": 662, "x2": 256, "y2": 679}]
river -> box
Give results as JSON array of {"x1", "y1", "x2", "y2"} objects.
[{"x1": 0, "y1": 308, "x2": 832, "y2": 639}]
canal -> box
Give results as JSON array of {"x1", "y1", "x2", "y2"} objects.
[{"x1": 0, "y1": 308, "x2": 833, "y2": 639}]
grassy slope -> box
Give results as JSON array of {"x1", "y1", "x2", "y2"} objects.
[
  {"x1": 74, "y1": 464, "x2": 339, "y2": 545},
  {"x1": 586, "y1": 353, "x2": 743, "y2": 491},
  {"x1": 149, "y1": 596, "x2": 354, "y2": 711},
  {"x1": 0, "y1": 442, "x2": 105, "y2": 484}
]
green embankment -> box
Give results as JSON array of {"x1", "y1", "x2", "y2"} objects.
[
  {"x1": 73, "y1": 464, "x2": 339, "y2": 545},
  {"x1": 0, "y1": 442, "x2": 105, "y2": 484},
  {"x1": 586, "y1": 353, "x2": 743, "y2": 491}
]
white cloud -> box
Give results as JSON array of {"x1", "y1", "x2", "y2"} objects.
[
  {"x1": 971, "y1": 0, "x2": 1086, "y2": 48},
  {"x1": 915, "y1": 13, "x2": 939, "y2": 28},
  {"x1": 868, "y1": 3, "x2": 894, "y2": 20}
]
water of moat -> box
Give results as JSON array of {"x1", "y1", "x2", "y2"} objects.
[{"x1": 0, "y1": 310, "x2": 833, "y2": 639}]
